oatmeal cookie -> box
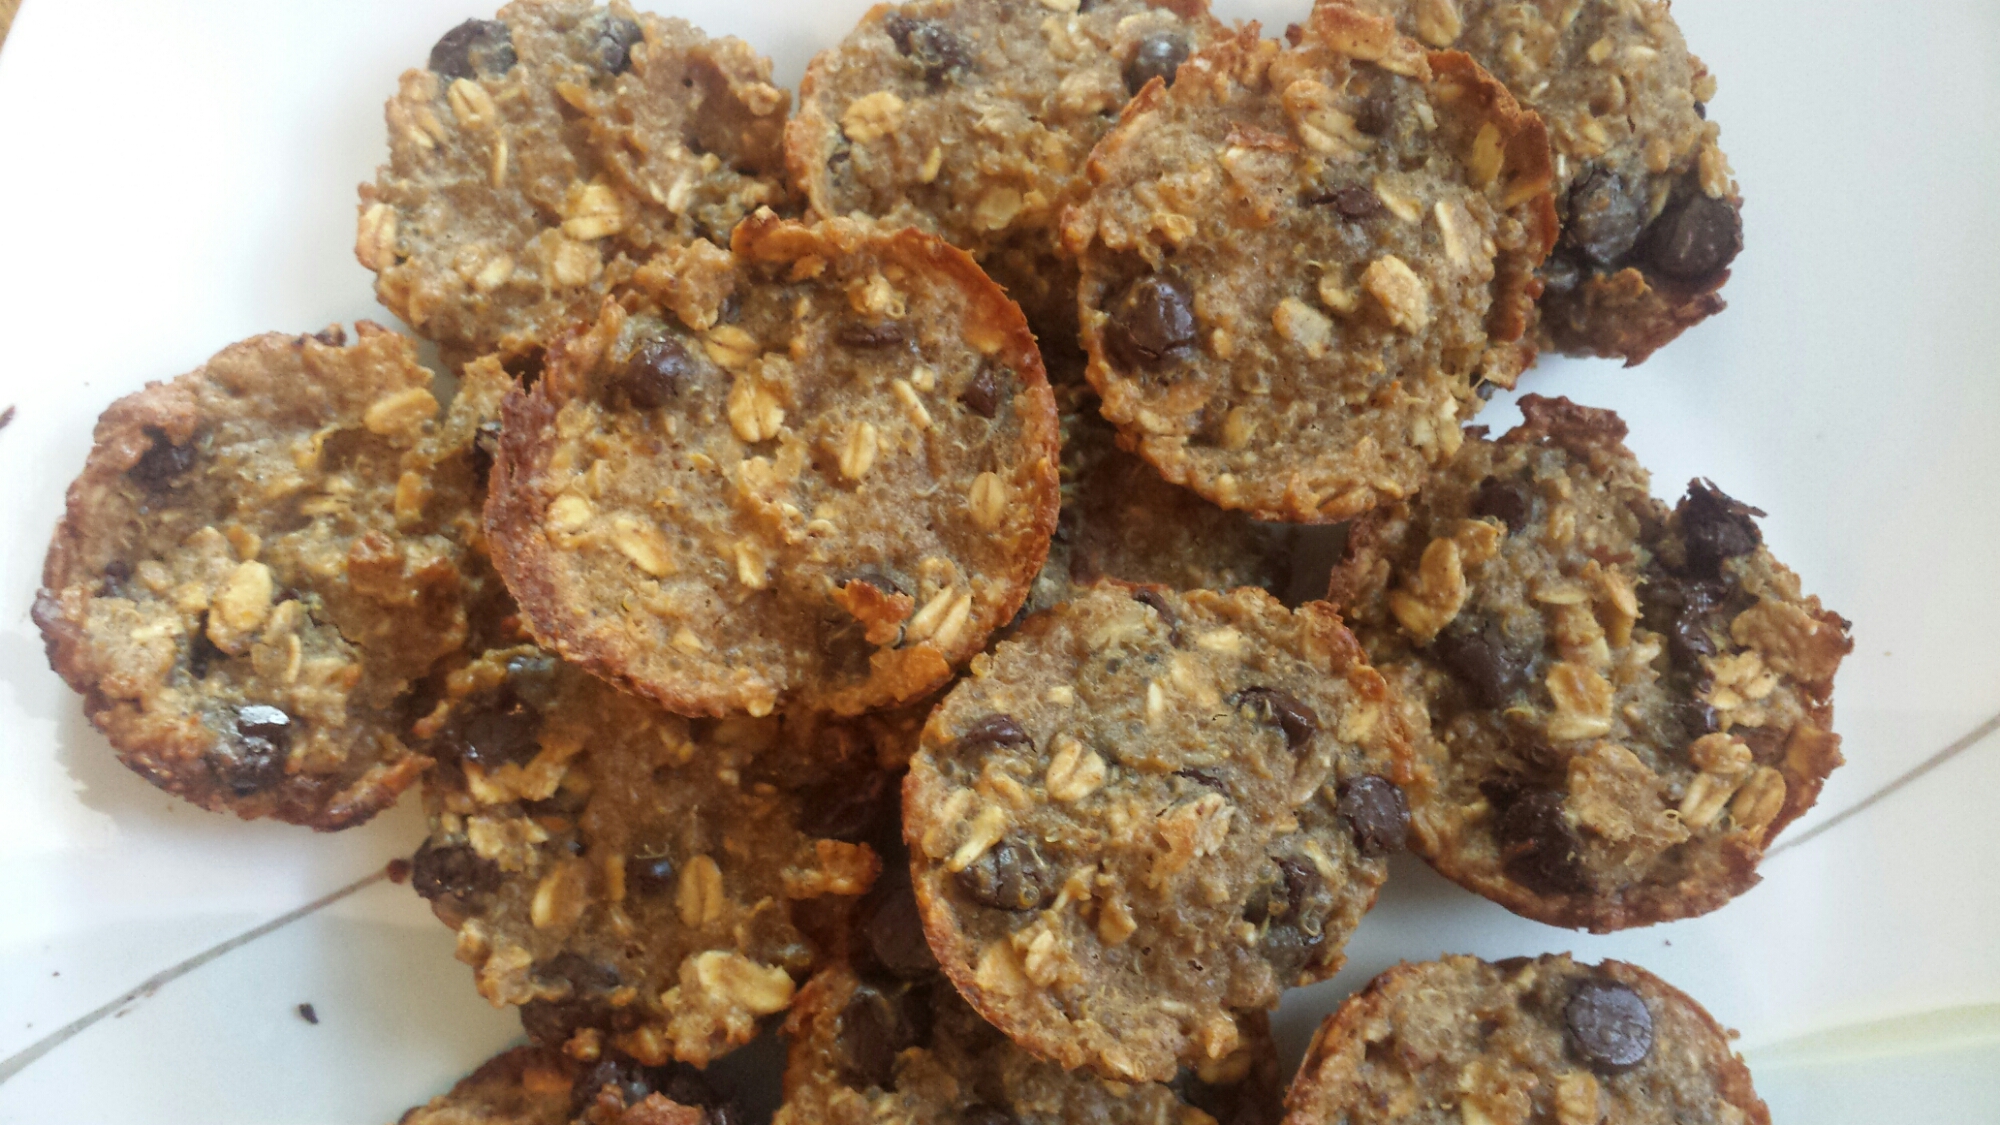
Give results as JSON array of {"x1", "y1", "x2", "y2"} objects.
[
  {"x1": 485, "y1": 214, "x2": 1060, "y2": 717},
  {"x1": 359, "y1": 1, "x2": 791, "y2": 361},
  {"x1": 396, "y1": 1045, "x2": 736, "y2": 1125},
  {"x1": 1329, "y1": 395, "x2": 1849, "y2": 931},
  {"x1": 1065, "y1": 6, "x2": 1558, "y2": 523},
  {"x1": 1284, "y1": 954, "x2": 1769, "y2": 1125},
  {"x1": 411, "y1": 643, "x2": 889, "y2": 1067},
  {"x1": 789, "y1": 0, "x2": 1225, "y2": 356},
  {"x1": 1338, "y1": 0, "x2": 1741, "y2": 362},
  {"x1": 34, "y1": 324, "x2": 479, "y2": 829},
  {"x1": 905, "y1": 584, "x2": 1410, "y2": 1082}
]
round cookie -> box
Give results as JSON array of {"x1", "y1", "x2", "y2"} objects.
[
  {"x1": 1329, "y1": 395, "x2": 1849, "y2": 931},
  {"x1": 34, "y1": 324, "x2": 481, "y2": 829},
  {"x1": 787, "y1": 0, "x2": 1225, "y2": 355},
  {"x1": 410, "y1": 643, "x2": 886, "y2": 1066},
  {"x1": 485, "y1": 214, "x2": 1060, "y2": 717},
  {"x1": 1284, "y1": 954, "x2": 1770, "y2": 1125},
  {"x1": 1339, "y1": 0, "x2": 1742, "y2": 362},
  {"x1": 904, "y1": 583, "x2": 1411, "y2": 1082},
  {"x1": 359, "y1": 1, "x2": 791, "y2": 362},
  {"x1": 397, "y1": 1046, "x2": 737, "y2": 1125},
  {"x1": 1064, "y1": 6, "x2": 1559, "y2": 522}
]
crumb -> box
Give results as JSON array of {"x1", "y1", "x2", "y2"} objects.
[
  {"x1": 386, "y1": 857, "x2": 413, "y2": 885},
  {"x1": 0, "y1": 406, "x2": 14, "y2": 431},
  {"x1": 298, "y1": 1003, "x2": 319, "y2": 1025}
]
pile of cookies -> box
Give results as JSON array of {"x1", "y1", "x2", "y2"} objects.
[{"x1": 31, "y1": 0, "x2": 1850, "y2": 1122}]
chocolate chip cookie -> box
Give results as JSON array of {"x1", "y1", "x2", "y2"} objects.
[
  {"x1": 1284, "y1": 954, "x2": 1770, "y2": 1125},
  {"x1": 359, "y1": 1, "x2": 791, "y2": 361},
  {"x1": 788, "y1": 0, "x2": 1225, "y2": 355},
  {"x1": 1339, "y1": 0, "x2": 1742, "y2": 362},
  {"x1": 34, "y1": 324, "x2": 480, "y2": 829},
  {"x1": 1065, "y1": 6, "x2": 1558, "y2": 523},
  {"x1": 412, "y1": 643, "x2": 887, "y2": 1066},
  {"x1": 905, "y1": 584, "x2": 1411, "y2": 1082},
  {"x1": 1330, "y1": 395, "x2": 1849, "y2": 931},
  {"x1": 397, "y1": 1045, "x2": 737, "y2": 1125},
  {"x1": 485, "y1": 214, "x2": 1060, "y2": 717}
]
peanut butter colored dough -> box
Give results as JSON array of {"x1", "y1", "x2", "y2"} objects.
[
  {"x1": 34, "y1": 324, "x2": 483, "y2": 829},
  {"x1": 1065, "y1": 6, "x2": 1558, "y2": 523},
  {"x1": 1339, "y1": 0, "x2": 1742, "y2": 362},
  {"x1": 788, "y1": 0, "x2": 1225, "y2": 356},
  {"x1": 1284, "y1": 955, "x2": 1769, "y2": 1125},
  {"x1": 396, "y1": 1046, "x2": 732, "y2": 1125},
  {"x1": 411, "y1": 643, "x2": 888, "y2": 1068},
  {"x1": 486, "y1": 214, "x2": 1060, "y2": 717},
  {"x1": 905, "y1": 584, "x2": 1410, "y2": 1082},
  {"x1": 1330, "y1": 396, "x2": 1848, "y2": 931},
  {"x1": 359, "y1": 1, "x2": 791, "y2": 362}
]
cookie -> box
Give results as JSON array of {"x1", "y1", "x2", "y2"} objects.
[
  {"x1": 788, "y1": 0, "x2": 1225, "y2": 355},
  {"x1": 1284, "y1": 954, "x2": 1770, "y2": 1125},
  {"x1": 1329, "y1": 395, "x2": 1849, "y2": 931},
  {"x1": 411, "y1": 643, "x2": 888, "y2": 1066},
  {"x1": 359, "y1": 1, "x2": 791, "y2": 361},
  {"x1": 1027, "y1": 382, "x2": 1294, "y2": 615},
  {"x1": 904, "y1": 584, "x2": 1410, "y2": 1082},
  {"x1": 1064, "y1": 6, "x2": 1558, "y2": 523},
  {"x1": 485, "y1": 213, "x2": 1061, "y2": 717},
  {"x1": 34, "y1": 324, "x2": 481, "y2": 829},
  {"x1": 1339, "y1": 0, "x2": 1741, "y2": 362},
  {"x1": 396, "y1": 1046, "x2": 737, "y2": 1125}
]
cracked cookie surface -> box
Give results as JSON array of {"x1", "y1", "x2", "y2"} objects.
[
  {"x1": 1065, "y1": 6, "x2": 1557, "y2": 522},
  {"x1": 1330, "y1": 395, "x2": 1848, "y2": 931},
  {"x1": 360, "y1": 0, "x2": 791, "y2": 361},
  {"x1": 412, "y1": 643, "x2": 887, "y2": 1067},
  {"x1": 905, "y1": 584, "x2": 1410, "y2": 1082},
  {"x1": 485, "y1": 214, "x2": 1060, "y2": 717},
  {"x1": 35, "y1": 324, "x2": 480, "y2": 829},
  {"x1": 1284, "y1": 954, "x2": 1769, "y2": 1125},
  {"x1": 788, "y1": 0, "x2": 1224, "y2": 356},
  {"x1": 1341, "y1": 0, "x2": 1742, "y2": 362},
  {"x1": 396, "y1": 1045, "x2": 735, "y2": 1125}
]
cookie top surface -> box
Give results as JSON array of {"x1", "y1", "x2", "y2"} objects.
[
  {"x1": 485, "y1": 214, "x2": 1061, "y2": 717},
  {"x1": 1344, "y1": 0, "x2": 1742, "y2": 362},
  {"x1": 396, "y1": 1046, "x2": 734, "y2": 1125},
  {"x1": 904, "y1": 584, "x2": 1410, "y2": 1082},
  {"x1": 787, "y1": 0, "x2": 1224, "y2": 345},
  {"x1": 411, "y1": 643, "x2": 888, "y2": 1066},
  {"x1": 1063, "y1": 7, "x2": 1558, "y2": 523},
  {"x1": 1330, "y1": 395, "x2": 1849, "y2": 931},
  {"x1": 33, "y1": 324, "x2": 482, "y2": 829},
  {"x1": 1283, "y1": 954, "x2": 1769, "y2": 1125},
  {"x1": 360, "y1": 0, "x2": 791, "y2": 360}
]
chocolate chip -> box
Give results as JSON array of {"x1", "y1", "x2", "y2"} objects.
[
  {"x1": 883, "y1": 15, "x2": 972, "y2": 84},
  {"x1": 1565, "y1": 978, "x2": 1655, "y2": 1071},
  {"x1": 1229, "y1": 687, "x2": 1318, "y2": 753},
  {"x1": 1693, "y1": 101, "x2": 1706, "y2": 119},
  {"x1": 1678, "y1": 698, "x2": 1720, "y2": 740},
  {"x1": 1104, "y1": 274, "x2": 1196, "y2": 372},
  {"x1": 591, "y1": 16, "x2": 644, "y2": 74},
  {"x1": 961, "y1": 366, "x2": 1002, "y2": 418},
  {"x1": 1494, "y1": 790, "x2": 1588, "y2": 895},
  {"x1": 237, "y1": 704, "x2": 291, "y2": 747},
  {"x1": 1472, "y1": 477, "x2": 1533, "y2": 533},
  {"x1": 956, "y1": 714, "x2": 1033, "y2": 756},
  {"x1": 1562, "y1": 168, "x2": 1650, "y2": 269},
  {"x1": 628, "y1": 853, "x2": 676, "y2": 895},
  {"x1": 411, "y1": 840, "x2": 500, "y2": 902},
  {"x1": 1432, "y1": 618, "x2": 1534, "y2": 709},
  {"x1": 954, "y1": 838, "x2": 1056, "y2": 911},
  {"x1": 864, "y1": 878, "x2": 938, "y2": 979},
  {"x1": 1642, "y1": 192, "x2": 1743, "y2": 281},
  {"x1": 1133, "y1": 588, "x2": 1182, "y2": 642},
  {"x1": 186, "y1": 621, "x2": 226, "y2": 680},
  {"x1": 1260, "y1": 915, "x2": 1326, "y2": 982},
  {"x1": 1124, "y1": 32, "x2": 1190, "y2": 94},
  {"x1": 429, "y1": 18, "x2": 517, "y2": 80},
  {"x1": 801, "y1": 769, "x2": 895, "y2": 845},
  {"x1": 1352, "y1": 86, "x2": 1395, "y2": 136},
  {"x1": 619, "y1": 336, "x2": 695, "y2": 409},
  {"x1": 1307, "y1": 185, "x2": 1383, "y2": 219},
  {"x1": 217, "y1": 705, "x2": 293, "y2": 795},
  {"x1": 837, "y1": 321, "x2": 908, "y2": 348},
  {"x1": 1336, "y1": 775, "x2": 1409, "y2": 856},
  {"x1": 453, "y1": 699, "x2": 542, "y2": 767},
  {"x1": 129, "y1": 428, "x2": 196, "y2": 490},
  {"x1": 1678, "y1": 479, "x2": 1763, "y2": 580},
  {"x1": 836, "y1": 984, "x2": 906, "y2": 1089}
]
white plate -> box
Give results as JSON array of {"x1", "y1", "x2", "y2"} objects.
[{"x1": 0, "y1": 0, "x2": 1996, "y2": 1120}]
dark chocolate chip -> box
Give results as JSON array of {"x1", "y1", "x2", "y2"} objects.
[
  {"x1": 1432, "y1": 618, "x2": 1534, "y2": 709},
  {"x1": 1561, "y1": 168, "x2": 1649, "y2": 269},
  {"x1": 297, "y1": 1002, "x2": 318, "y2": 1024},
  {"x1": 837, "y1": 321, "x2": 908, "y2": 348},
  {"x1": 1678, "y1": 479, "x2": 1763, "y2": 580},
  {"x1": 1352, "y1": 86, "x2": 1395, "y2": 136},
  {"x1": 619, "y1": 336, "x2": 695, "y2": 409},
  {"x1": 954, "y1": 838, "x2": 1056, "y2": 911},
  {"x1": 1229, "y1": 687, "x2": 1318, "y2": 753},
  {"x1": 454, "y1": 699, "x2": 543, "y2": 767},
  {"x1": 429, "y1": 18, "x2": 517, "y2": 80},
  {"x1": 835, "y1": 984, "x2": 905, "y2": 1089},
  {"x1": 591, "y1": 16, "x2": 644, "y2": 74},
  {"x1": 1565, "y1": 978, "x2": 1655, "y2": 1071},
  {"x1": 1104, "y1": 274, "x2": 1197, "y2": 372},
  {"x1": 800, "y1": 770, "x2": 895, "y2": 845},
  {"x1": 411, "y1": 839, "x2": 500, "y2": 902},
  {"x1": 628, "y1": 853, "x2": 677, "y2": 895},
  {"x1": 186, "y1": 621, "x2": 226, "y2": 680},
  {"x1": 956, "y1": 714, "x2": 1033, "y2": 756},
  {"x1": 1678, "y1": 698, "x2": 1720, "y2": 740},
  {"x1": 129, "y1": 428, "x2": 196, "y2": 490},
  {"x1": 1472, "y1": 477, "x2": 1533, "y2": 533},
  {"x1": 961, "y1": 366, "x2": 1002, "y2": 418},
  {"x1": 1693, "y1": 101, "x2": 1706, "y2": 119},
  {"x1": 1124, "y1": 32, "x2": 1190, "y2": 94},
  {"x1": 1336, "y1": 775, "x2": 1409, "y2": 856},
  {"x1": 1494, "y1": 790, "x2": 1588, "y2": 894},
  {"x1": 1307, "y1": 185, "x2": 1383, "y2": 219},
  {"x1": 864, "y1": 878, "x2": 938, "y2": 979},
  {"x1": 1641, "y1": 192, "x2": 1743, "y2": 281},
  {"x1": 1133, "y1": 588, "x2": 1182, "y2": 642},
  {"x1": 883, "y1": 15, "x2": 972, "y2": 84},
  {"x1": 236, "y1": 704, "x2": 292, "y2": 747},
  {"x1": 219, "y1": 704, "x2": 294, "y2": 795}
]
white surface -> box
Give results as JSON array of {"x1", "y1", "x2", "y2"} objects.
[{"x1": 0, "y1": 0, "x2": 1995, "y2": 1120}]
